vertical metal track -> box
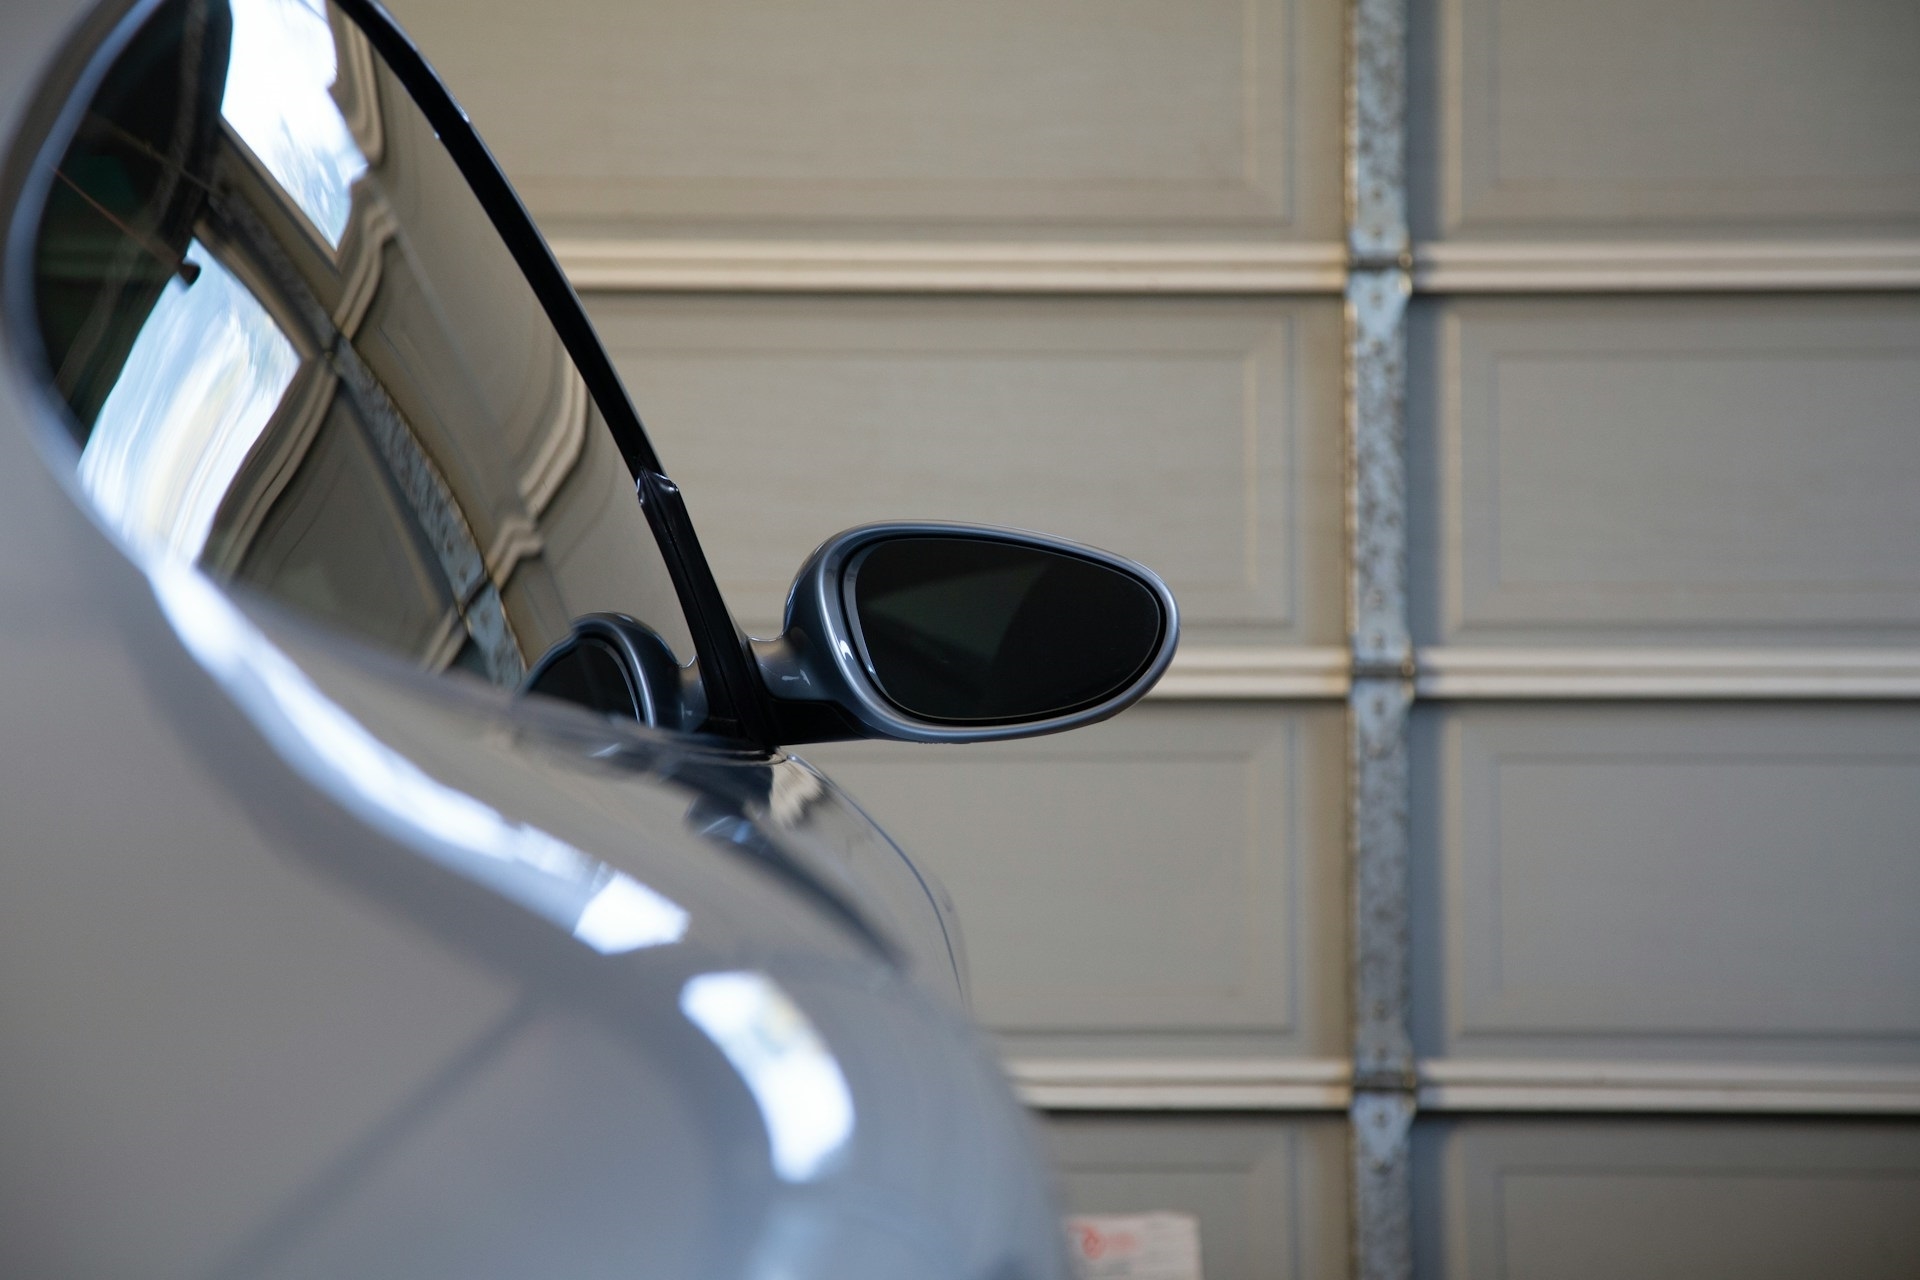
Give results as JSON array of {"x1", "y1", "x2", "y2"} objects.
[{"x1": 1345, "y1": 0, "x2": 1414, "y2": 1275}]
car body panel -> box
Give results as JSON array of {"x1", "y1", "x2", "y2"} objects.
[{"x1": 0, "y1": 0, "x2": 1063, "y2": 1275}]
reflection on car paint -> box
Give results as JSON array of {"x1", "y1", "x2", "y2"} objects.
[
  {"x1": 148, "y1": 557, "x2": 689, "y2": 954},
  {"x1": 680, "y1": 970, "x2": 855, "y2": 1183},
  {"x1": 766, "y1": 758, "x2": 825, "y2": 829}
]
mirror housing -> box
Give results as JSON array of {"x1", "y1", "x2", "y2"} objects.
[
  {"x1": 523, "y1": 614, "x2": 708, "y2": 732},
  {"x1": 753, "y1": 523, "x2": 1178, "y2": 745}
]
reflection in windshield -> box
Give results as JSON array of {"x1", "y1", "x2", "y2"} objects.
[
  {"x1": 34, "y1": 0, "x2": 699, "y2": 709},
  {"x1": 220, "y1": 0, "x2": 367, "y2": 247},
  {"x1": 79, "y1": 244, "x2": 297, "y2": 558}
]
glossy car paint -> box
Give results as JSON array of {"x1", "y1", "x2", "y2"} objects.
[{"x1": 0, "y1": 1, "x2": 1068, "y2": 1275}]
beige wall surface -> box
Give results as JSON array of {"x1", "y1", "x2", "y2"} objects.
[{"x1": 385, "y1": 0, "x2": 1920, "y2": 1274}]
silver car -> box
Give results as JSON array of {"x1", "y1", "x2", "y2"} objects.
[{"x1": 0, "y1": 0, "x2": 1177, "y2": 1276}]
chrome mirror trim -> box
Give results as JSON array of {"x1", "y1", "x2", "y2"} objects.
[{"x1": 754, "y1": 521, "x2": 1179, "y2": 745}]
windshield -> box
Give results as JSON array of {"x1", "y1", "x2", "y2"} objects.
[{"x1": 33, "y1": 0, "x2": 695, "y2": 690}]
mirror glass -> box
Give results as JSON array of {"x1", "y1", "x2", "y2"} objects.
[
  {"x1": 31, "y1": 0, "x2": 698, "y2": 707},
  {"x1": 847, "y1": 536, "x2": 1164, "y2": 723}
]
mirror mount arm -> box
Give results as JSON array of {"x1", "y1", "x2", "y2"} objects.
[
  {"x1": 750, "y1": 633, "x2": 826, "y2": 703},
  {"x1": 636, "y1": 471, "x2": 780, "y2": 748},
  {"x1": 751, "y1": 633, "x2": 870, "y2": 746}
]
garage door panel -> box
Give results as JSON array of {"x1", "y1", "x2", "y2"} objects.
[
  {"x1": 1048, "y1": 1116, "x2": 1349, "y2": 1280},
  {"x1": 1413, "y1": 1118, "x2": 1920, "y2": 1280},
  {"x1": 1407, "y1": 0, "x2": 1920, "y2": 240},
  {"x1": 343, "y1": 5, "x2": 1918, "y2": 1272},
  {"x1": 384, "y1": 0, "x2": 1342, "y2": 241},
  {"x1": 594, "y1": 295, "x2": 1346, "y2": 647},
  {"x1": 1408, "y1": 297, "x2": 1920, "y2": 646},
  {"x1": 1410, "y1": 705, "x2": 1920, "y2": 1059},
  {"x1": 806, "y1": 705, "x2": 1345, "y2": 1055}
]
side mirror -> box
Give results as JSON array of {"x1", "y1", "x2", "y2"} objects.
[{"x1": 753, "y1": 524, "x2": 1178, "y2": 744}]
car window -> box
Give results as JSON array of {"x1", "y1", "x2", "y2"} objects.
[{"x1": 31, "y1": 0, "x2": 697, "y2": 711}]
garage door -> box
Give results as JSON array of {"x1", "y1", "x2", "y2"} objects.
[{"x1": 388, "y1": 0, "x2": 1920, "y2": 1274}]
